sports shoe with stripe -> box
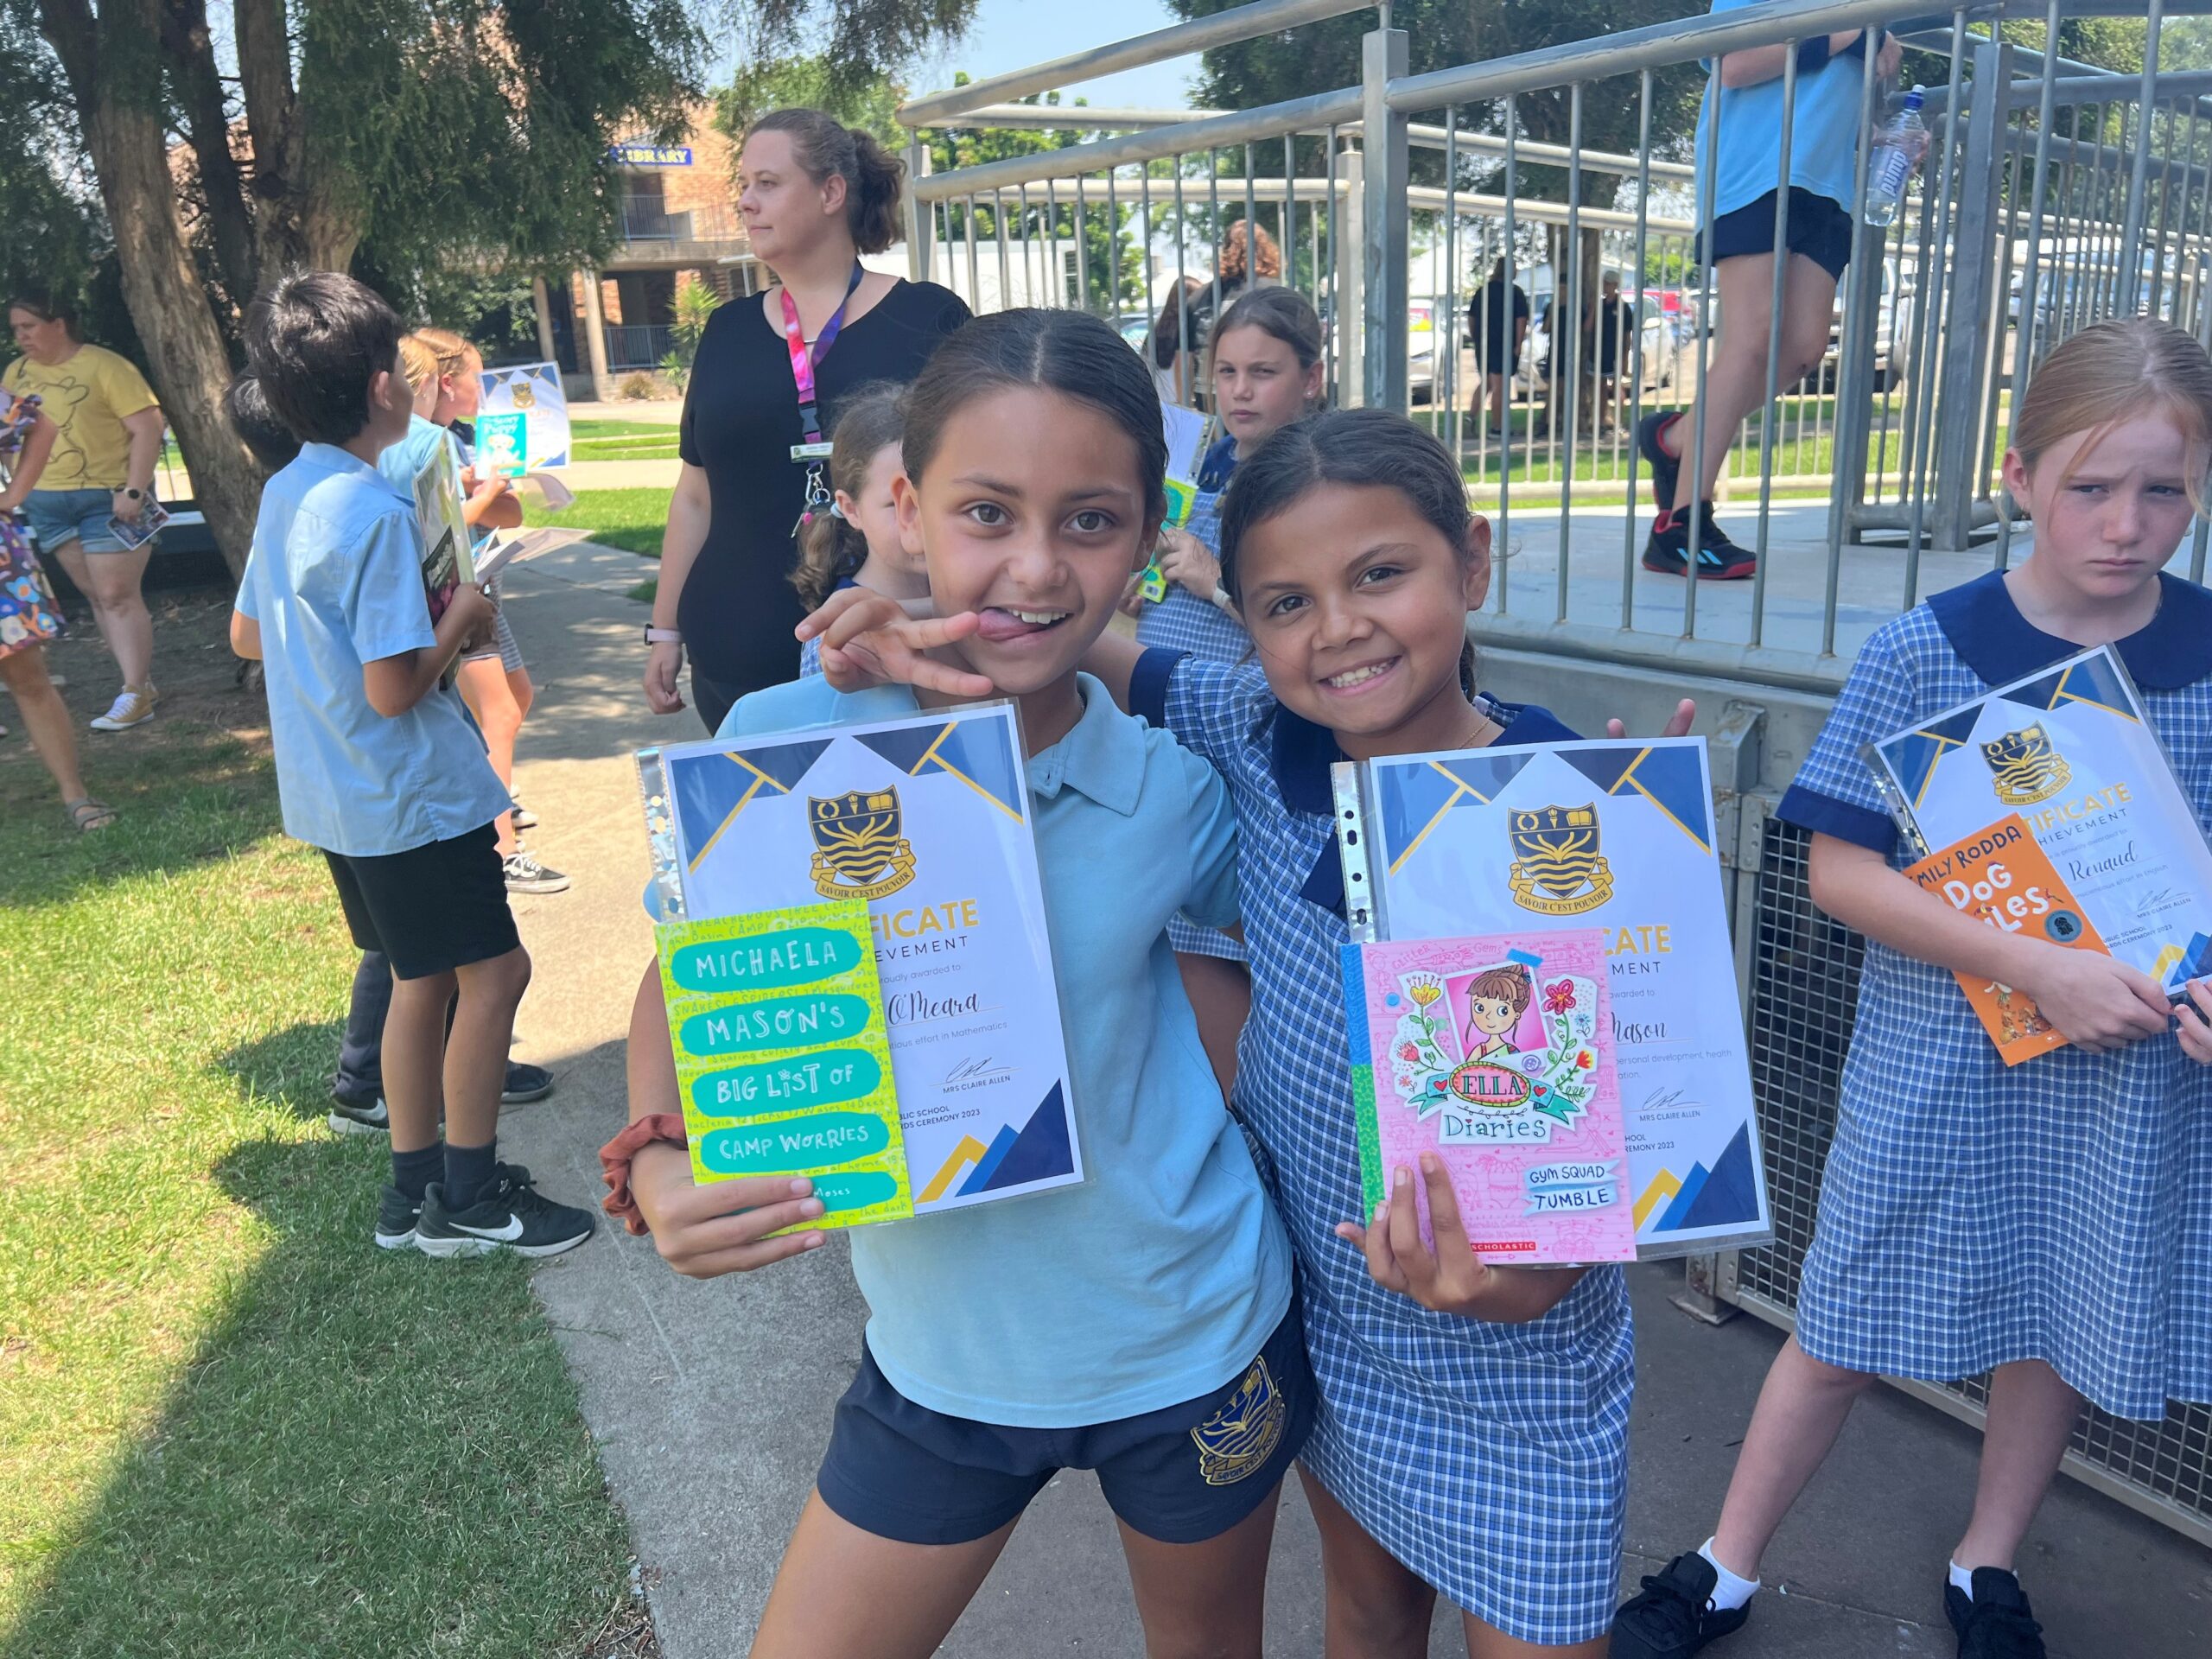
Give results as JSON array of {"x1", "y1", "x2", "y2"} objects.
[
  {"x1": 374, "y1": 1185, "x2": 423, "y2": 1251},
  {"x1": 415, "y1": 1163, "x2": 595, "y2": 1259},
  {"x1": 1641, "y1": 505, "x2": 1757, "y2": 581}
]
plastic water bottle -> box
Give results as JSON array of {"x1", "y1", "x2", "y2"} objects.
[{"x1": 1864, "y1": 88, "x2": 1928, "y2": 228}]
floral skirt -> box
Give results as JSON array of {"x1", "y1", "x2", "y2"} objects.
[{"x1": 0, "y1": 514, "x2": 65, "y2": 659}]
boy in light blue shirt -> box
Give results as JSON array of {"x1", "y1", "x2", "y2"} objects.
[{"x1": 227, "y1": 270, "x2": 593, "y2": 1262}]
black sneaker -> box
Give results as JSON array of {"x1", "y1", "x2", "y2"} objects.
[
  {"x1": 415, "y1": 1163, "x2": 595, "y2": 1259},
  {"x1": 375, "y1": 1185, "x2": 423, "y2": 1251},
  {"x1": 1637, "y1": 410, "x2": 1684, "y2": 514},
  {"x1": 1642, "y1": 507, "x2": 1758, "y2": 581},
  {"x1": 1945, "y1": 1568, "x2": 2046, "y2": 1659},
  {"x1": 501, "y1": 1061, "x2": 554, "y2": 1103},
  {"x1": 503, "y1": 849, "x2": 571, "y2": 895},
  {"x1": 1611, "y1": 1552, "x2": 1751, "y2": 1658},
  {"x1": 329, "y1": 1092, "x2": 391, "y2": 1136}
]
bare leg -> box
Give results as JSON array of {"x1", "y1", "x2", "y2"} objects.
[
  {"x1": 1118, "y1": 1487, "x2": 1281, "y2": 1659},
  {"x1": 383, "y1": 967, "x2": 458, "y2": 1154},
  {"x1": 442, "y1": 944, "x2": 530, "y2": 1151},
  {"x1": 1951, "y1": 1360, "x2": 2082, "y2": 1573},
  {"x1": 0, "y1": 647, "x2": 90, "y2": 802},
  {"x1": 1662, "y1": 253, "x2": 1838, "y2": 515},
  {"x1": 1708, "y1": 1335, "x2": 1878, "y2": 1579},
  {"x1": 1460, "y1": 1608, "x2": 1606, "y2": 1659},
  {"x1": 54, "y1": 540, "x2": 156, "y2": 688},
  {"x1": 1486, "y1": 373, "x2": 1509, "y2": 430},
  {"x1": 456, "y1": 656, "x2": 523, "y2": 855},
  {"x1": 750, "y1": 1491, "x2": 1017, "y2": 1659},
  {"x1": 1173, "y1": 951, "x2": 1251, "y2": 1101},
  {"x1": 1302, "y1": 1465, "x2": 1437, "y2": 1658}
]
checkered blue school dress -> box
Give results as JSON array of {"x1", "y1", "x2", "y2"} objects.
[
  {"x1": 1777, "y1": 569, "x2": 2212, "y2": 1421},
  {"x1": 1135, "y1": 438, "x2": 1252, "y2": 963},
  {"x1": 1134, "y1": 650, "x2": 1634, "y2": 1648}
]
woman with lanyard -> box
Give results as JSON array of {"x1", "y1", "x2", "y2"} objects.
[
  {"x1": 643, "y1": 108, "x2": 970, "y2": 731},
  {"x1": 1128, "y1": 284, "x2": 1325, "y2": 1096}
]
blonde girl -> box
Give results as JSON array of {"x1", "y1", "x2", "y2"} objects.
[{"x1": 1614, "y1": 316, "x2": 2212, "y2": 1659}]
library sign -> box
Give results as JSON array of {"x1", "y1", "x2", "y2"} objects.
[{"x1": 612, "y1": 143, "x2": 693, "y2": 167}]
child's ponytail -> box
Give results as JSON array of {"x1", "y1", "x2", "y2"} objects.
[{"x1": 789, "y1": 382, "x2": 908, "y2": 611}]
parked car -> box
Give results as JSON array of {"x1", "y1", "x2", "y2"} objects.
[{"x1": 1115, "y1": 311, "x2": 1154, "y2": 354}]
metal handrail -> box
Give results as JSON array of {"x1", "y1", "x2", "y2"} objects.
[{"x1": 898, "y1": 0, "x2": 1374, "y2": 127}]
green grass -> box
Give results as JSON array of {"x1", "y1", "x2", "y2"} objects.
[
  {"x1": 0, "y1": 702, "x2": 642, "y2": 1659},
  {"x1": 527, "y1": 486, "x2": 674, "y2": 560},
  {"x1": 568, "y1": 419, "x2": 680, "y2": 464}
]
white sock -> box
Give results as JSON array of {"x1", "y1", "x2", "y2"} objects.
[
  {"x1": 1698, "y1": 1539, "x2": 1761, "y2": 1612},
  {"x1": 1948, "y1": 1560, "x2": 1976, "y2": 1599}
]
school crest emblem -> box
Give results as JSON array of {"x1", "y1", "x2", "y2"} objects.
[
  {"x1": 511, "y1": 381, "x2": 537, "y2": 410},
  {"x1": 1189, "y1": 1358, "x2": 1286, "y2": 1486},
  {"x1": 1981, "y1": 723, "x2": 2071, "y2": 806},
  {"x1": 1507, "y1": 804, "x2": 1613, "y2": 916},
  {"x1": 807, "y1": 789, "x2": 918, "y2": 899}
]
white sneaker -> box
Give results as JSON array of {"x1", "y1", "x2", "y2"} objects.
[{"x1": 89, "y1": 684, "x2": 158, "y2": 731}]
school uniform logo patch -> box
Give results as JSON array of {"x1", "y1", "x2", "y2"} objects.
[
  {"x1": 808, "y1": 789, "x2": 918, "y2": 899},
  {"x1": 1980, "y1": 723, "x2": 2072, "y2": 806},
  {"x1": 1507, "y1": 804, "x2": 1614, "y2": 916},
  {"x1": 1190, "y1": 1358, "x2": 1286, "y2": 1486}
]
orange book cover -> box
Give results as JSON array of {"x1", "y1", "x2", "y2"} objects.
[{"x1": 1904, "y1": 814, "x2": 2109, "y2": 1065}]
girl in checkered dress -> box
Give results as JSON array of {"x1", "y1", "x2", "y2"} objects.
[
  {"x1": 1133, "y1": 287, "x2": 1327, "y2": 1093},
  {"x1": 1125, "y1": 408, "x2": 1652, "y2": 1655},
  {"x1": 1614, "y1": 318, "x2": 2212, "y2": 1659}
]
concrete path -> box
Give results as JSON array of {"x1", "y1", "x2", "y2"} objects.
[{"x1": 486, "y1": 540, "x2": 2210, "y2": 1658}]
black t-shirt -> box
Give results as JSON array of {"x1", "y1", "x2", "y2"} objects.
[
  {"x1": 1468, "y1": 280, "x2": 1530, "y2": 362},
  {"x1": 1593, "y1": 296, "x2": 1637, "y2": 369},
  {"x1": 676, "y1": 278, "x2": 970, "y2": 687}
]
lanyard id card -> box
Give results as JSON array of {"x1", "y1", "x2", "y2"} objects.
[{"x1": 785, "y1": 263, "x2": 866, "y2": 537}]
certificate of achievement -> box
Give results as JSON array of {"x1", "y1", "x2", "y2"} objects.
[
  {"x1": 656, "y1": 901, "x2": 909, "y2": 1228},
  {"x1": 640, "y1": 702, "x2": 1083, "y2": 1215},
  {"x1": 1866, "y1": 645, "x2": 2212, "y2": 998},
  {"x1": 1333, "y1": 738, "x2": 1770, "y2": 1256},
  {"x1": 1341, "y1": 930, "x2": 1636, "y2": 1265}
]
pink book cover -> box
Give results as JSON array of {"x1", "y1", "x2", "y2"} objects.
[{"x1": 1339, "y1": 930, "x2": 1636, "y2": 1264}]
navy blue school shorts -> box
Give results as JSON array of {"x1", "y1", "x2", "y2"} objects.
[
  {"x1": 323, "y1": 822, "x2": 518, "y2": 981},
  {"x1": 816, "y1": 1294, "x2": 1314, "y2": 1547},
  {"x1": 1699, "y1": 186, "x2": 1854, "y2": 282}
]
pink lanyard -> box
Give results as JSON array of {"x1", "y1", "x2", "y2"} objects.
[{"x1": 780, "y1": 262, "x2": 866, "y2": 447}]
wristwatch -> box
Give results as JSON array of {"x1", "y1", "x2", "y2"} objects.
[
  {"x1": 644, "y1": 626, "x2": 682, "y2": 646},
  {"x1": 118, "y1": 486, "x2": 145, "y2": 501}
]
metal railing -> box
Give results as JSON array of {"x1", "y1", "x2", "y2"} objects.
[
  {"x1": 899, "y1": 0, "x2": 2212, "y2": 689},
  {"x1": 603, "y1": 323, "x2": 674, "y2": 370},
  {"x1": 618, "y1": 194, "x2": 743, "y2": 245},
  {"x1": 898, "y1": 0, "x2": 2212, "y2": 1551}
]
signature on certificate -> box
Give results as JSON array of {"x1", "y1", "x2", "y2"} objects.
[
  {"x1": 2133, "y1": 885, "x2": 2182, "y2": 917},
  {"x1": 944, "y1": 1055, "x2": 1013, "y2": 1087}
]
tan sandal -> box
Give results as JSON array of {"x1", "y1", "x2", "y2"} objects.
[{"x1": 65, "y1": 798, "x2": 118, "y2": 832}]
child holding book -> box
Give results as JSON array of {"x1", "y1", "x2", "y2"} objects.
[
  {"x1": 1612, "y1": 317, "x2": 2212, "y2": 1659},
  {"x1": 608, "y1": 308, "x2": 1301, "y2": 1658},
  {"x1": 228, "y1": 271, "x2": 594, "y2": 1260}
]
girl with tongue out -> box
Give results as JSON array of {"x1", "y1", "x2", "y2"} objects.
[{"x1": 617, "y1": 307, "x2": 1304, "y2": 1659}]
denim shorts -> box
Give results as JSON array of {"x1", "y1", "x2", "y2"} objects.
[
  {"x1": 816, "y1": 1291, "x2": 1314, "y2": 1547},
  {"x1": 22, "y1": 487, "x2": 137, "y2": 556}
]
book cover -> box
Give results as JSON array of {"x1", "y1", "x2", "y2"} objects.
[
  {"x1": 656, "y1": 899, "x2": 911, "y2": 1230},
  {"x1": 1339, "y1": 929, "x2": 1636, "y2": 1264},
  {"x1": 1903, "y1": 813, "x2": 2110, "y2": 1064}
]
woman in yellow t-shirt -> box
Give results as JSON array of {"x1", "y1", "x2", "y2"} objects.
[{"x1": 4, "y1": 295, "x2": 168, "y2": 732}]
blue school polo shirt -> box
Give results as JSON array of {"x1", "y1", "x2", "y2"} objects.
[
  {"x1": 234, "y1": 442, "x2": 510, "y2": 857},
  {"x1": 377, "y1": 413, "x2": 457, "y2": 498},
  {"x1": 1695, "y1": 0, "x2": 1870, "y2": 219},
  {"x1": 719, "y1": 673, "x2": 1294, "y2": 1428}
]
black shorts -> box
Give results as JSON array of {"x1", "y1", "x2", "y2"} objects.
[
  {"x1": 323, "y1": 823, "x2": 519, "y2": 981},
  {"x1": 817, "y1": 1295, "x2": 1314, "y2": 1547},
  {"x1": 1699, "y1": 187, "x2": 1854, "y2": 282}
]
